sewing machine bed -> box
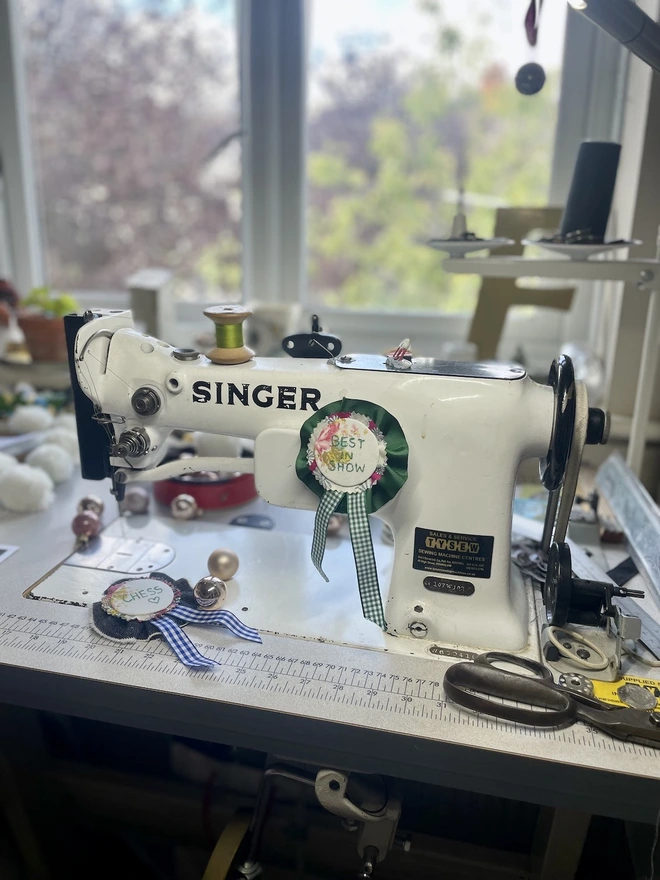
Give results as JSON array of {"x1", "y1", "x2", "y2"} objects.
[{"x1": 27, "y1": 507, "x2": 538, "y2": 662}]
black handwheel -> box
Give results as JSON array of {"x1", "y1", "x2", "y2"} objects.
[
  {"x1": 545, "y1": 541, "x2": 573, "y2": 627},
  {"x1": 540, "y1": 355, "x2": 576, "y2": 491}
]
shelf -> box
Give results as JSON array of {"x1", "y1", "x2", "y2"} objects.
[{"x1": 443, "y1": 257, "x2": 660, "y2": 286}]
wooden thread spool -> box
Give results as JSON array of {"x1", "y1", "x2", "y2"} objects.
[{"x1": 203, "y1": 305, "x2": 254, "y2": 365}]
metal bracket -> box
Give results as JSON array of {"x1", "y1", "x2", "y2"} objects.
[{"x1": 314, "y1": 769, "x2": 401, "y2": 862}]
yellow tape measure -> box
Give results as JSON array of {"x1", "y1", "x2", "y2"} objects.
[{"x1": 592, "y1": 675, "x2": 660, "y2": 710}]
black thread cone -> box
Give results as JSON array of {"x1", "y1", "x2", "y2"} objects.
[{"x1": 560, "y1": 141, "x2": 621, "y2": 242}]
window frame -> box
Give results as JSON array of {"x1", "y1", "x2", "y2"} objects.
[{"x1": 0, "y1": 0, "x2": 44, "y2": 293}]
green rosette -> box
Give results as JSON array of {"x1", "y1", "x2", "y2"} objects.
[
  {"x1": 296, "y1": 398, "x2": 409, "y2": 514},
  {"x1": 296, "y1": 398, "x2": 409, "y2": 629}
]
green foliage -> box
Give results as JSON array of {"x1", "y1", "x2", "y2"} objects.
[
  {"x1": 23, "y1": 287, "x2": 80, "y2": 318},
  {"x1": 308, "y1": 5, "x2": 561, "y2": 312},
  {"x1": 196, "y1": 232, "x2": 242, "y2": 293}
]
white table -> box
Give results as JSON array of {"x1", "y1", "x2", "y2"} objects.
[{"x1": 1, "y1": 474, "x2": 660, "y2": 829}]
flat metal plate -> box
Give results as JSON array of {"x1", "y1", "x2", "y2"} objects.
[
  {"x1": 335, "y1": 354, "x2": 526, "y2": 380},
  {"x1": 64, "y1": 534, "x2": 175, "y2": 575}
]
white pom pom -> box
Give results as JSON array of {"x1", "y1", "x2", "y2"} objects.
[
  {"x1": 44, "y1": 427, "x2": 80, "y2": 462},
  {"x1": 53, "y1": 412, "x2": 77, "y2": 432},
  {"x1": 7, "y1": 405, "x2": 54, "y2": 434},
  {"x1": 26, "y1": 443, "x2": 74, "y2": 484},
  {"x1": 193, "y1": 432, "x2": 242, "y2": 459},
  {"x1": 0, "y1": 464, "x2": 54, "y2": 512},
  {"x1": 14, "y1": 382, "x2": 37, "y2": 402},
  {"x1": 0, "y1": 452, "x2": 17, "y2": 476}
]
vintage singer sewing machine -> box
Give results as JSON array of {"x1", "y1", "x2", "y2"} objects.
[{"x1": 64, "y1": 305, "x2": 610, "y2": 654}]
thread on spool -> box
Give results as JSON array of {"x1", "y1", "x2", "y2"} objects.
[{"x1": 215, "y1": 322, "x2": 245, "y2": 350}]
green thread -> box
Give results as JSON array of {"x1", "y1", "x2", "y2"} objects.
[{"x1": 214, "y1": 322, "x2": 244, "y2": 349}]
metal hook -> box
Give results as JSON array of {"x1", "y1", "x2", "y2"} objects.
[{"x1": 77, "y1": 329, "x2": 115, "y2": 374}]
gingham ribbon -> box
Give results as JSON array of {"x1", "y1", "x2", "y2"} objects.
[
  {"x1": 169, "y1": 606, "x2": 262, "y2": 642},
  {"x1": 311, "y1": 489, "x2": 385, "y2": 630},
  {"x1": 151, "y1": 607, "x2": 261, "y2": 669},
  {"x1": 311, "y1": 490, "x2": 344, "y2": 582},
  {"x1": 299, "y1": 401, "x2": 409, "y2": 633},
  {"x1": 347, "y1": 492, "x2": 386, "y2": 629}
]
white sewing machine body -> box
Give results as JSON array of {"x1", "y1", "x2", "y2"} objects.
[{"x1": 71, "y1": 310, "x2": 557, "y2": 652}]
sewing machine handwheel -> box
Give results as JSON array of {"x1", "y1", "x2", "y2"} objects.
[
  {"x1": 545, "y1": 541, "x2": 572, "y2": 626},
  {"x1": 540, "y1": 355, "x2": 576, "y2": 491}
]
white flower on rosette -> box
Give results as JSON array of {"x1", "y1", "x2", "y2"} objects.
[{"x1": 307, "y1": 411, "x2": 388, "y2": 495}]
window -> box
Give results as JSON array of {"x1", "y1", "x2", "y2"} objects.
[
  {"x1": 307, "y1": 0, "x2": 568, "y2": 313},
  {"x1": 2, "y1": 0, "x2": 627, "y2": 366},
  {"x1": 21, "y1": 0, "x2": 242, "y2": 301}
]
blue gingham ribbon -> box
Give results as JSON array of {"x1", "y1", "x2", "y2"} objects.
[{"x1": 152, "y1": 606, "x2": 261, "y2": 668}]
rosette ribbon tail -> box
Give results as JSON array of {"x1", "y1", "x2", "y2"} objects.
[
  {"x1": 151, "y1": 616, "x2": 220, "y2": 668},
  {"x1": 310, "y1": 489, "x2": 344, "y2": 581},
  {"x1": 152, "y1": 607, "x2": 262, "y2": 668},
  {"x1": 347, "y1": 492, "x2": 386, "y2": 629},
  {"x1": 297, "y1": 398, "x2": 409, "y2": 632}
]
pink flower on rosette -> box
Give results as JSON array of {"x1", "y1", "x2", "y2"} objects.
[
  {"x1": 336, "y1": 411, "x2": 351, "y2": 419},
  {"x1": 314, "y1": 420, "x2": 341, "y2": 454},
  {"x1": 371, "y1": 471, "x2": 383, "y2": 482},
  {"x1": 368, "y1": 420, "x2": 376, "y2": 431},
  {"x1": 309, "y1": 460, "x2": 317, "y2": 472}
]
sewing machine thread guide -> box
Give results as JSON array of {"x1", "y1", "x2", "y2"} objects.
[{"x1": 1, "y1": 610, "x2": 658, "y2": 762}]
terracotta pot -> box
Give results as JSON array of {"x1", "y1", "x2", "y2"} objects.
[{"x1": 17, "y1": 311, "x2": 68, "y2": 362}]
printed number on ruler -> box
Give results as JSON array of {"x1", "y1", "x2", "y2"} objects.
[{"x1": 1, "y1": 611, "x2": 659, "y2": 758}]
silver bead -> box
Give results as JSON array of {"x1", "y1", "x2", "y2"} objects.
[
  {"x1": 77, "y1": 494, "x2": 105, "y2": 517},
  {"x1": 193, "y1": 576, "x2": 227, "y2": 609},
  {"x1": 171, "y1": 493, "x2": 200, "y2": 520},
  {"x1": 207, "y1": 548, "x2": 239, "y2": 580},
  {"x1": 119, "y1": 486, "x2": 150, "y2": 515}
]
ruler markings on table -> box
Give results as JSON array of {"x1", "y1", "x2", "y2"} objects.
[{"x1": 1, "y1": 611, "x2": 659, "y2": 759}]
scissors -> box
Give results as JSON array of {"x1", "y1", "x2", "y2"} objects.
[{"x1": 443, "y1": 652, "x2": 660, "y2": 748}]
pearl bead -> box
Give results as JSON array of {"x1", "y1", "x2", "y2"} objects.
[
  {"x1": 77, "y1": 494, "x2": 104, "y2": 517},
  {"x1": 193, "y1": 576, "x2": 227, "y2": 609},
  {"x1": 120, "y1": 486, "x2": 150, "y2": 515},
  {"x1": 207, "y1": 548, "x2": 239, "y2": 580},
  {"x1": 171, "y1": 493, "x2": 200, "y2": 520},
  {"x1": 71, "y1": 510, "x2": 101, "y2": 540}
]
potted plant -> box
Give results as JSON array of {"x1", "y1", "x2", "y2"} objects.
[{"x1": 17, "y1": 287, "x2": 79, "y2": 362}]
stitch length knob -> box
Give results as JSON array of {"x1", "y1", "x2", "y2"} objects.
[{"x1": 203, "y1": 304, "x2": 254, "y2": 365}]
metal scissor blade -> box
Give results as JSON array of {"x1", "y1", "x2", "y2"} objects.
[{"x1": 576, "y1": 704, "x2": 660, "y2": 746}]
